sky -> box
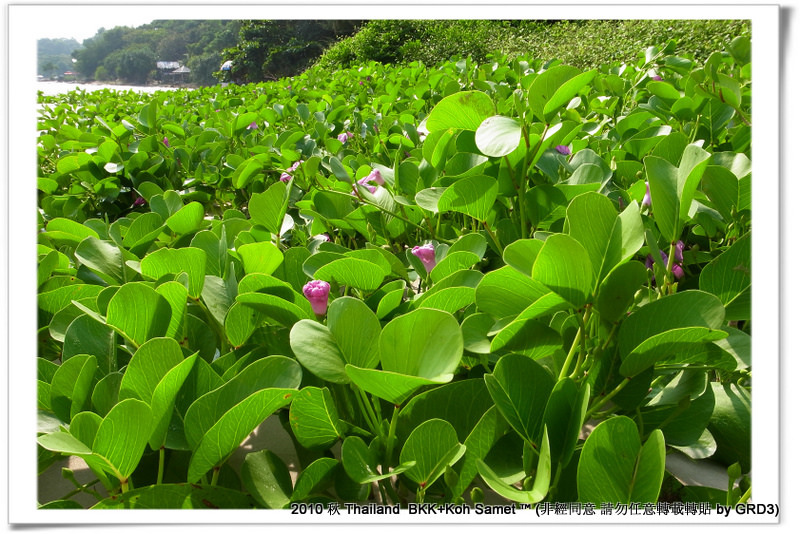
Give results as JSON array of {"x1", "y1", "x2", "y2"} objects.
[{"x1": 35, "y1": 11, "x2": 156, "y2": 44}]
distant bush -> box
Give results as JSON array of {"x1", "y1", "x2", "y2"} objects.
[{"x1": 317, "y1": 19, "x2": 751, "y2": 70}]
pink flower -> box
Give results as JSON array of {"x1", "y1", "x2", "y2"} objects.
[
  {"x1": 247, "y1": 121, "x2": 258, "y2": 130},
  {"x1": 289, "y1": 160, "x2": 303, "y2": 172},
  {"x1": 315, "y1": 233, "x2": 330, "y2": 242},
  {"x1": 651, "y1": 75, "x2": 663, "y2": 81},
  {"x1": 280, "y1": 172, "x2": 292, "y2": 183},
  {"x1": 338, "y1": 132, "x2": 349, "y2": 143},
  {"x1": 133, "y1": 195, "x2": 146, "y2": 207},
  {"x1": 642, "y1": 182, "x2": 651, "y2": 207},
  {"x1": 555, "y1": 145, "x2": 570, "y2": 156},
  {"x1": 163, "y1": 136, "x2": 170, "y2": 147},
  {"x1": 303, "y1": 280, "x2": 330, "y2": 316},
  {"x1": 365, "y1": 168, "x2": 384, "y2": 186},
  {"x1": 412, "y1": 244, "x2": 437, "y2": 273}
]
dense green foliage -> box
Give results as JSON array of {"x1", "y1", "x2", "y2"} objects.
[
  {"x1": 71, "y1": 20, "x2": 240, "y2": 86},
  {"x1": 317, "y1": 19, "x2": 751, "y2": 71},
  {"x1": 219, "y1": 20, "x2": 364, "y2": 82},
  {"x1": 36, "y1": 36, "x2": 752, "y2": 510},
  {"x1": 37, "y1": 38, "x2": 82, "y2": 78}
]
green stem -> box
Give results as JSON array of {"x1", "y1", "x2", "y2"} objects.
[
  {"x1": 120, "y1": 478, "x2": 129, "y2": 494},
  {"x1": 482, "y1": 220, "x2": 504, "y2": 256},
  {"x1": 559, "y1": 307, "x2": 591, "y2": 380},
  {"x1": 156, "y1": 447, "x2": 165, "y2": 485},
  {"x1": 210, "y1": 466, "x2": 220, "y2": 487},
  {"x1": 586, "y1": 377, "x2": 632, "y2": 419},
  {"x1": 383, "y1": 405, "x2": 400, "y2": 470},
  {"x1": 737, "y1": 486, "x2": 752, "y2": 505}
]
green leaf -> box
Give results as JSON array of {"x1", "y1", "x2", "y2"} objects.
[
  {"x1": 44, "y1": 217, "x2": 99, "y2": 247},
  {"x1": 490, "y1": 319, "x2": 561, "y2": 360},
  {"x1": 241, "y1": 450, "x2": 293, "y2": 509},
  {"x1": 502, "y1": 239, "x2": 544, "y2": 276},
  {"x1": 236, "y1": 241, "x2": 284, "y2": 276},
  {"x1": 476, "y1": 265, "x2": 550, "y2": 319},
  {"x1": 327, "y1": 296, "x2": 381, "y2": 369},
  {"x1": 438, "y1": 174, "x2": 498, "y2": 222},
  {"x1": 155, "y1": 281, "x2": 188, "y2": 340},
  {"x1": 346, "y1": 308, "x2": 463, "y2": 404},
  {"x1": 118, "y1": 337, "x2": 185, "y2": 403},
  {"x1": 477, "y1": 426, "x2": 551, "y2": 503},
  {"x1": 224, "y1": 302, "x2": 265, "y2": 348},
  {"x1": 93, "y1": 398, "x2": 153, "y2": 480},
  {"x1": 700, "y1": 233, "x2": 751, "y2": 315},
  {"x1": 187, "y1": 388, "x2": 296, "y2": 483},
  {"x1": 91, "y1": 483, "x2": 255, "y2": 509},
  {"x1": 451, "y1": 406, "x2": 509, "y2": 498},
  {"x1": 291, "y1": 457, "x2": 339, "y2": 501},
  {"x1": 140, "y1": 247, "x2": 206, "y2": 298},
  {"x1": 430, "y1": 251, "x2": 480, "y2": 284},
  {"x1": 399, "y1": 419, "x2": 466, "y2": 487},
  {"x1": 236, "y1": 291, "x2": 313, "y2": 327},
  {"x1": 707, "y1": 382, "x2": 751, "y2": 472},
  {"x1": 314, "y1": 257, "x2": 386, "y2": 291},
  {"x1": 528, "y1": 65, "x2": 581, "y2": 122},
  {"x1": 566, "y1": 192, "x2": 644, "y2": 286},
  {"x1": 475, "y1": 115, "x2": 522, "y2": 157},
  {"x1": 426, "y1": 90, "x2": 496, "y2": 131},
  {"x1": 61, "y1": 315, "x2": 115, "y2": 375},
  {"x1": 166, "y1": 202, "x2": 205, "y2": 235},
  {"x1": 484, "y1": 353, "x2": 555, "y2": 445},
  {"x1": 184, "y1": 356, "x2": 302, "y2": 450},
  {"x1": 75, "y1": 236, "x2": 125, "y2": 284},
  {"x1": 396, "y1": 379, "x2": 494, "y2": 444},
  {"x1": 249, "y1": 181, "x2": 290, "y2": 234},
  {"x1": 106, "y1": 282, "x2": 172, "y2": 347},
  {"x1": 594, "y1": 261, "x2": 649, "y2": 323},
  {"x1": 289, "y1": 387, "x2": 343, "y2": 450},
  {"x1": 577, "y1": 417, "x2": 665, "y2": 504},
  {"x1": 290, "y1": 320, "x2": 349, "y2": 384},
  {"x1": 341, "y1": 436, "x2": 416, "y2": 484},
  {"x1": 148, "y1": 354, "x2": 198, "y2": 449},
  {"x1": 543, "y1": 379, "x2": 590, "y2": 473},
  {"x1": 622, "y1": 327, "x2": 728, "y2": 377},
  {"x1": 531, "y1": 234, "x2": 594, "y2": 308},
  {"x1": 49, "y1": 354, "x2": 97, "y2": 423},
  {"x1": 618, "y1": 290, "x2": 727, "y2": 376}
]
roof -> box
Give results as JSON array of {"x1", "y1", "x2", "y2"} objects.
[
  {"x1": 156, "y1": 61, "x2": 181, "y2": 70},
  {"x1": 169, "y1": 66, "x2": 191, "y2": 74}
]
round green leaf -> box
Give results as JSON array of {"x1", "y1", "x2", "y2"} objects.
[
  {"x1": 426, "y1": 90, "x2": 495, "y2": 131},
  {"x1": 380, "y1": 308, "x2": 462, "y2": 379},
  {"x1": 400, "y1": 419, "x2": 466, "y2": 488},
  {"x1": 475, "y1": 115, "x2": 522, "y2": 157},
  {"x1": 237, "y1": 241, "x2": 283, "y2": 276},
  {"x1": 118, "y1": 337, "x2": 185, "y2": 403}
]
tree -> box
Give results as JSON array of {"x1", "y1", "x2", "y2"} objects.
[{"x1": 103, "y1": 45, "x2": 157, "y2": 84}]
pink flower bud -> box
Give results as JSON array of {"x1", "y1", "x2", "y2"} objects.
[
  {"x1": 163, "y1": 136, "x2": 170, "y2": 147},
  {"x1": 412, "y1": 244, "x2": 437, "y2": 273},
  {"x1": 674, "y1": 240, "x2": 685, "y2": 263},
  {"x1": 280, "y1": 172, "x2": 292, "y2": 183},
  {"x1": 642, "y1": 182, "x2": 651, "y2": 207},
  {"x1": 303, "y1": 280, "x2": 330, "y2": 316},
  {"x1": 247, "y1": 121, "x2": 258, "y2": 129},
  {"x1": 289, "y1": 160, "x2": 304, "y2": 172},
  {"x1": 555, "y1": 145, "x2": 570, "y2": 156},
  {"x1": 651, "y1": 75, "x2": 663, "y2": 81}
]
